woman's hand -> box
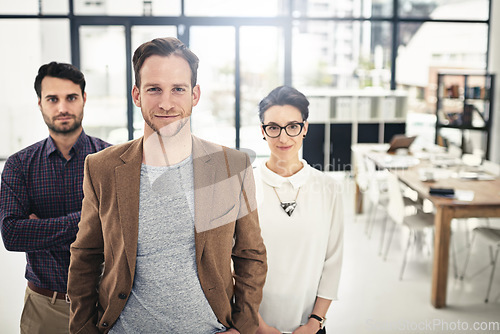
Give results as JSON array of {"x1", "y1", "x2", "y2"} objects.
[
  {"x1": 292, "y1": 319, "x2": 321, "y2": 334},
  {"x1": 222, "y1": 328, "x2": 240, "y2": 334}
]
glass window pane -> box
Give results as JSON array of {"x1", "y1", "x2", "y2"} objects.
[
  {"x1": 239, "y1": 26, "x2": 284, "y2": 157},
  {"x1": 80, "y1": 26, "x2": 127, "y2": 144},
  {"x1": 0, "y1": 19, "x2": 70, "y2": 158},
  {"x1": 74, "y1": 0, "x2": 181, "y2": 16},
  {"x1": 131, "y1": 26, "x2": 178, "y2": 51},
  {"x1": 293, "y1": 20, "x2": 392, "y2": 90},
  {"x1": 0, "y1": 0, "x2": 38, "y2": 14},
  {"x1": 399, "y1": 0, "x2": 489, "y2": 20},
  {"x1": 397, "y1": 22, "x2": 487, "y2": 111},
  {"x1": 292, "y1": 0, "x2": 393, "y2": 18},
  {"x1": 41, "y1": 0, "x2": 69, "y2": 15},
  {"x1": 0, "y1": 0, "x2": 70, "y2": 15},
  {"x1": 189, "y1": 26, "x2": 236, "y2": 148},
  {"x1": 397, "y1": 22, "x2": 488, "y2": 147},
  {"x1": 131, "y1": 26, "x2": 178, "y2": 139},
  {"x1": 185, "y1": 0, "x2": 287, "y2": 16},
  {"x1": 40, "y1": 20, "x2": 71, "y2": 61}
]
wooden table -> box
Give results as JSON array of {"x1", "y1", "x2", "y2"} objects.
[
  {"x1": 392, "y1": 164, "x2": 500, "y2": 308},
  {"x1": 352, "y1": 144, "x2": 500, "y2": 308}
]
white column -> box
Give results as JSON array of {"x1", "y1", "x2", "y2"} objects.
[{"x1": 488, "y1": 0, "x2": 500, "y2": 163}]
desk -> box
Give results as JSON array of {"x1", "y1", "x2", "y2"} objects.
[
  {"x1": 394, "y1": 164, "x2": 500, "y2": 308},
  {"x1": 352, "y1": 144, "x2": 500, "y2": 308}
]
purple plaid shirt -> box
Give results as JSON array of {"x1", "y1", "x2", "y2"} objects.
[{"x1": 0, "y1": 130, "x2": 110, "y2": 292}]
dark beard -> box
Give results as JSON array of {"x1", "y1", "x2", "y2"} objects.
[{"x1": 47, "y1": 119, "x2": 82, "y2": 134}]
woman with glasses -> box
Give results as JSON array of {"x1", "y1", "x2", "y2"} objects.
[{"x1": 254, "y1": 86, "x2": 343, "y2": 334}]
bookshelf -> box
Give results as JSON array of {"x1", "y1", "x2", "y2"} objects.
[
  {"x1": 302, "y1": 89, "x2": 408, "y2": 171},
  {"x1": 435, "y1": 71, "x2": 495, "y2": 158}
]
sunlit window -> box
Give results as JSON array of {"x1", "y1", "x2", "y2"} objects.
[
  {"x1": 0, "y1": 19, "x2": 70, "y2": 158},
  {"x1": 293, "y1": 20, "x2": 392, "y2": 90},
  {"x1": 73, "y1": 0, "x2": 181, "y2": 16},
  {"x1": 190, "y1": 26, "x2": 236, "y2": 148},
  {"x1": 396, "y1": 22, "x2": 488, "y2": 114},
  {"x1": 292, "y1": 0, "x2": 393, "y2": 18},
  {"x1": 0, "y1": 0, "x2": 38, "y2": 14},
  {"x1": 239, "y1": 26, "x2": 284, "y2": 156},
  {"x1": 399, "y1": 0, "x2": 489, "y2": 20},
  {"x1": 0, "y1": 0, "x2": 492, "y2": 158},
  {"x1": 185, "y1": 0, "x2": 287, "y2": 17},
  {"x1": 80, "y1": 26, "x2": 128, "y2": 144}
]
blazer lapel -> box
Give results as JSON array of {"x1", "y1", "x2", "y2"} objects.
[
  {"x1": 115, "y1": 138, "x2": 143, "y2": 277},
  {"x1": 192, "y1": 136, "x2": 217, "y2": 263}
]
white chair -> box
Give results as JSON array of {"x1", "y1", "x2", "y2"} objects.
[
  {"x1": 383, "y1": 172, "x2": 435, "y2": 280},
  {"x1": 458, "y1": 159, "x2": 499, "y2": 245},
  {"x1": 482, "y1": 160, "x2": 500, "y2": 177},
  {"x1": 363, "y1": 157, "x2": 389, "y2": 239},
  {"x1": 353, "y1": 149, "x2": 370, "y2": 217},
  {"x1": 364, "y1": 158, "x2": 419, "y2": 256},
  {"x1": 461, "y1": 153, "x2": 482, "y2": 167},
  {"x1": 447, "y1": 144, "x2": 463, "y2": 159},
  {"x1": 460, "y1": 227, "x2": 500, "y2": 303}
]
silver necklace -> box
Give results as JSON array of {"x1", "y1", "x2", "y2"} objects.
[{"x1": 272, "y1": 187, "x2": 301, "y2": 217}]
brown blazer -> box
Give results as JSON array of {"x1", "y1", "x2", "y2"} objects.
[{"x1": 68, "y1": 136, "x2": 267, "y2": 334}]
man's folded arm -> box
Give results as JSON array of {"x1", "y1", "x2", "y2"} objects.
[{"x1": 0, "y1": 157, "x2": 80, "y2": 252}]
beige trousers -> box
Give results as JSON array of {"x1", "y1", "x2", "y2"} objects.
[{"x1": 20, "y1": 285, "x2": 70, "y2": 334}]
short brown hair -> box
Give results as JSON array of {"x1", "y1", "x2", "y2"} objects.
[
  {"x1": 132, "y1": 37, "x2": 199, "y2": 89},
  {"x1": 34, "y1": 62, "x2": 86, "y2": 98},
  {"x1": 258, "y1": 86, "x2": 309, "y2": 123}
]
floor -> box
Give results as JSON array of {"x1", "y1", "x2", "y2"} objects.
[
  {"x1": 326, "y1": 175, "x2": 500, "y2": 334},
  {"x1": 1, "y1": 174, "x2": 499, "y2": 333}
]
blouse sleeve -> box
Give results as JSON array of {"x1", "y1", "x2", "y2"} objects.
[{"x1": 317, "y1": 178, "x2": 344, "y2": 300}]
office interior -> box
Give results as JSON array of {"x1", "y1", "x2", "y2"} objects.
[{"x1": 1, "y1": 0, "x2": 500, "y2": 333}]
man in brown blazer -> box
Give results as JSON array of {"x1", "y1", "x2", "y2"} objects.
[{"x1": 67, "y1": 37, "x2": 267, "y2": 334}]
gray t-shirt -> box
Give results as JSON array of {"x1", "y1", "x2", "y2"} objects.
[{"x1": 110, "y1": 156, "x2": 226, "y2": 333}]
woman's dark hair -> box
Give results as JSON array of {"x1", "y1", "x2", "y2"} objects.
[
  {"x1": 132, "y1": 37, "x2": 199, "y2": 89},
  {"x1": 34, "y1": 62, "x2": 86, "y2": 98},
  {"x1": 258, "y1": 86, "x2": 309, "y2": 123}
]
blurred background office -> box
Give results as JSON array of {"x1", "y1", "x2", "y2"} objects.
[
  {"x1": 1, "y1": 0, "x2": 499, "y2": 165},
  {"x1": 1, "y1": 1, "x2": 500, "y2": 333}
]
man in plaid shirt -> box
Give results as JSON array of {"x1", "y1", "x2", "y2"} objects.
[{"x1": 0, "y1": 62, "x2": 110, "y2": 333}]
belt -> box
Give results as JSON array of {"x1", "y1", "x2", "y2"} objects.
[{"x1": 28, "y1": 281, "x2": 69, "y2": 303}]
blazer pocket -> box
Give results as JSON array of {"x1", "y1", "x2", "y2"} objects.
[{"x1": 209, "y1": 203, "x2": 237, "y2": 230}]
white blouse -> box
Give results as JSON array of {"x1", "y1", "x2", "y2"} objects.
[{"x1": 255, "y1": 160, "x2": 344, "y2": 333}]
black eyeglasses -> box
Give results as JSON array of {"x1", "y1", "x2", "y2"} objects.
[{"x1": 262, "y1": 122, "x2": 305, "y2": 138}]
